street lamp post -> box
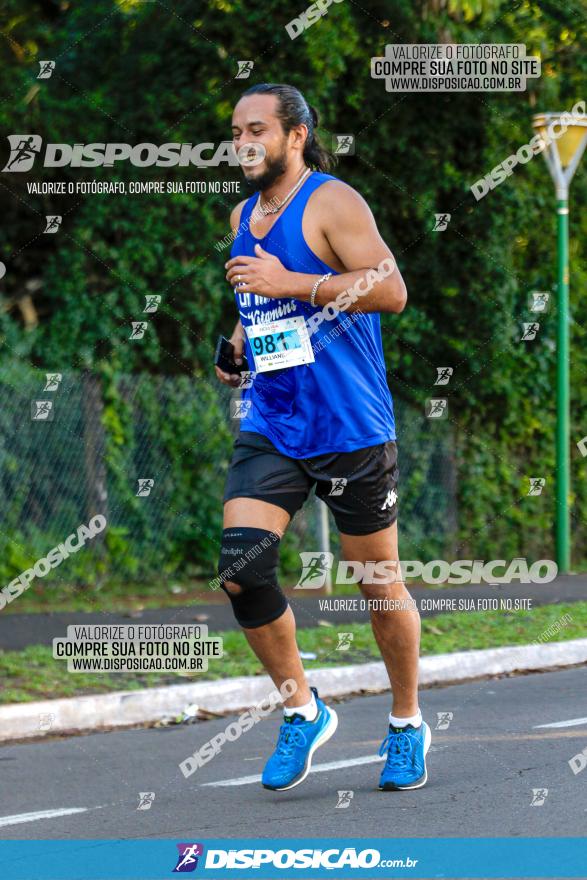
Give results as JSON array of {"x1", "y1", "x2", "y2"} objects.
[{"x1": 532, "y1": 110, "x2": 587, "y2": 573}]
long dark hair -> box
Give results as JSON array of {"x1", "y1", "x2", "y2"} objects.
[{"x1": 239, "y1": 83, "x2": 334, "y2": 172}]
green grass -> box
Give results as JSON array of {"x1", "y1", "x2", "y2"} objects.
[
  {"x1": 1, "y1": 573, "x2": 476, "y2": 616},
  {"x1": 0, "y1": 577, "x2": 217, "y2": 615},
  {"x1": 0, "y1": 575, "x2": 367, "y2": 614},
  {"x1": 0, "y1": 574, "x2": 333, "y2": 614},
  {"x1": 0, "y1": 602, "x2": 584, "y2": 704}
]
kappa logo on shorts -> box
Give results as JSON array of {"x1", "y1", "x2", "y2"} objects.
[{"x1": 381, "y1": 488, "x2": 397, "y2": 511}]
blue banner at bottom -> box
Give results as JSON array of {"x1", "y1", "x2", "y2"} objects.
[{"x1": 0, "y1": 838, "x2": 586, "y2": 879}]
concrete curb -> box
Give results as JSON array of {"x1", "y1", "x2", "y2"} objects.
[{"x1": 2, "y1": 638, "x2": 586, "y2": 744}]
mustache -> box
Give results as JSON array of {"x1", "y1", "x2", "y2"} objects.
[{"x1": 242, "y1": 152, "x2": 287, "y2": 192}]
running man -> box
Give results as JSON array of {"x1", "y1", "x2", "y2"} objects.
[{"x1": 215, "y1": 83, "x2": 430, "y2": 792}]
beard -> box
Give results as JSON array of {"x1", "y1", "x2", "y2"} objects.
[{"x1": 243, "y1": 145, "x2": 288, "y2": 193}]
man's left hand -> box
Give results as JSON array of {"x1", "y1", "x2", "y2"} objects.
[{"x1": 225, "y1": 244, "x2": 292, "y2": 298}]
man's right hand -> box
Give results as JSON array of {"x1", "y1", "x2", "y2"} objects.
[{"x1": 214, "y1": 322, "x2": 245, "y2": 387}]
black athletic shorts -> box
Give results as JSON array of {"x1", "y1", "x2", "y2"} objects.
[{"x1": 223, "y1": 431, "x2": 399, "y2": 536}]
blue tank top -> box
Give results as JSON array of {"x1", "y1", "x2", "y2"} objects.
[{"x1": 230, "y1": 171, "x2": 395, "y2": 458}]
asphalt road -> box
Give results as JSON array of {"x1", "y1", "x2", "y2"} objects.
[
  {"x1": 0, "y1": 666, "x2": 585, "y2": 843},
  {"x1": 1, "y1": 574, "x2": 585, "y2": 651}
]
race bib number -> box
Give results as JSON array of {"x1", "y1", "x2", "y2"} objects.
[{"x1": 245, "y1": 316, "x2": 315, "y2": 373}]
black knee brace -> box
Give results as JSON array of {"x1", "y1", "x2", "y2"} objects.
[{"x1": 218, "y1": 527, "x2": 287, "y2": 628}]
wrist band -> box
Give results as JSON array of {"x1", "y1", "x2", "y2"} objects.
[{"x1": 310, "y1": 272, "x2": 332, "y2": 307}]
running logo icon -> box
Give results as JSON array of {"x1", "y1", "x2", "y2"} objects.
[
  {"x1": 527, "y1": 477, "x2": 545, "y2": 496},
  {"x1": 329, "y1": 477, "x2": 347, "y2": 496},
  {"x1": 237, "y1": 372, "x2": 255, "y2": 390},
  {"x1": 333, "y1": 135, "x2": 355, "y2": 155},
  {"x1": 336, "y1": 632, "x2": 354, "y2": 651},
  {"x1": 44, "y1": 215, "x2": 62, "y2": 234},
  {"x1": 530, "y1": 292, "x2": 549, "y2": 312},
  {"x1": 38, "y1": 60, "x2": 55, "y2": 79},
  {"x1": 235, "y1": 61, "x2": 254, "y2": 79},
  {"x1": 530, "y1": 788, "x2": 548, "y2": 806},
  {"x1": 130, "y1": 321, "x2": 148, "y2": 340},
  {"x1": 435, "y1": 711, "x2": 453, "y2": 730},
  {"x1": 173, "y1": 843, "x2": 204, "y2": 872},
  {"x1": 44, "y1": 373, "x2": 62, "y2": 391},
  {"x1": 136, "y1": 792, "x2": 155, "y2": 811},
  {"x1": 38, "y1": 713, "x2": 55, "y2": 731},
  {"x1": 336, "y1": 790, "x2": 354, "y2": 808},
  {"x1": 3, "y1": 135, "x2": 42, "y2": 172},
  {"x1": 231, "y1": 399, "x2": 252, "y2": 419},
  {"x1": 144, "y1": 295, "x2": 161, "y2": 313},
  {"x1": 521, "y1": 322, "x2": 540, "y2": 341},
  {"x1": 31, "y1": 400, "x2": 53, "y2": 421},
  {"x1": 434, "y1": 367, "x2": 453, "y2": 385},
  {"x1": 295, "y1": 552, "x2": 334, "y2": 589},
  {"x1": 433, "y1": 213, "x2": 451, "y2": 231},
  {"x1": 426, "y1": 398, "x2": 448, "y2": 419}
]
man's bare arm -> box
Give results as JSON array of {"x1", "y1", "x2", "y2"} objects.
[
  {"x1": 225, "y1": 183, "x2": 407, "y2": 314},
  {"x1": 289, "y1": 181, "x2": 407, "y2": 313}
]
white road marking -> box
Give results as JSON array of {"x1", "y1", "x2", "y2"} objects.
[
  {"x1": 0, "y1": 807, "x2": 89, "y2": 828},
  {"x1": 533, "y1": 717, "x2": 587, "y2": 729},
  {"x1": 202, "y1": 753, "x2": 385, "y2": 787}
]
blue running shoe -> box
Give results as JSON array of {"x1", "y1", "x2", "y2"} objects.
[
  {"x1": 262, "y1": 688, "x2": 338, "y2": 791},
  {"x1": 378, "y1": 720, "x2": 431, "y2": 790}
]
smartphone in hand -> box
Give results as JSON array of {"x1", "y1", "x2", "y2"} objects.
[{"x1": 214, "y1": 335, "x2": 249, "y2": 375}]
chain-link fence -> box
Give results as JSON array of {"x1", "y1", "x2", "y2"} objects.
[{"x1": 0, "y1": 363, "x2": 457, "y2": 589}]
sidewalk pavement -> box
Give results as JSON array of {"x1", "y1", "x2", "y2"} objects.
[
  {"x1": 2, "y1": 638, "x2": 586, "y2": 742},
  {"x1": 0, "y1": 574, "x2": 584, "y2": 652}
]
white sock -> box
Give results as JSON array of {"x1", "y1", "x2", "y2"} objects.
[
  {"x1": 389, "y1": 708, "x2": 422, "y2": 729},
  {"x1": 284, "y1": 692, "x2": 318, "y2": 722}
]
